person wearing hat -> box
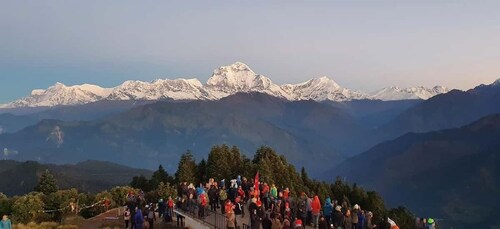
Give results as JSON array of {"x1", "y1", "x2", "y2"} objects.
[
  {"x1": 388, "y1": 217, "x2": 400, "y2": 229},
  {"x1": 351, "y1": 204, "x2": 360, "y2": 229},
  {"x1": 332, "y1": 205, "x2": 344, "y2": 229},
  {"x1": 364, "y1": 211, "x2": 376, "y2": 229},
  {"x1": 294, "y1": 218, "x2": 303, "y2": 229},
  {"x1": 427, "y1": 218, "x2": 436, "y2": 229}
]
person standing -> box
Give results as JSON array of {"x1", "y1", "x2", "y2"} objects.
[
  {"x1": 323, "y1": 197, "x2": 333, "y2": 226},
  {"x1": 318, "y1": 216, "x2": 328, "y2": 229},
  {"x1": 271, "y1": 214, "x2": 283, "y2": 229},
  {"x1": 351, "y1": 204, "x2": 360, "y2": 229},
  {"x1": 364, "y1": 211, "x2": 377, "y2": 229},
  {"x1": 0, "y1": 215, "x2": 12, "y2": 229},
  {"x1": 250, "y1": 208, "x2": 262, "y2": 229},
  {"x1": 165, "y1": 197, "x2": 174, "y2": 222},
  {"x1": 146, "y1": 205, "x2": 156, "y2": 229},
  {"x1": 344, "y1": 209, "x2": 353, "y2": 229},
  {"x1": 176, "y1": 197, "x2": 185, "y2": 227},
  {"x1": 219, "y1": 187, "x2": 228, "y2": 214},
  {"x1": 198, "y1": 191, "x2": 208, "y2": 218},
  {"x1": 332, "y1": 205, "x2": 344, "y2": 229},
  {"x1": 124, "y1": 207, "x2": 131, "y2": 229},
  {"x1": 311, "y1": 195, "x2": 321, "y2": 228},
  {"x1": 134, "y1": 207, "x2": 144, "y2": 229},
  {"x1": 208, "y1": 185, "x2": 218, "y2": 211},
  {"x1": 234, "y1": 197, "x2": 244, "y2": 226},
  {"x1": 226, "y1": 206, "x2": 236, "y2": 229}
]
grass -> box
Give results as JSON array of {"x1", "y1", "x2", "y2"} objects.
[{"x1": 12, "y1": 222, "x2": 78, "y2": 229}]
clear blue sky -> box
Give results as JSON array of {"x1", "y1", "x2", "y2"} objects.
[{"x1": 1, "y1": 0, "x2": 499, "y2": 103}]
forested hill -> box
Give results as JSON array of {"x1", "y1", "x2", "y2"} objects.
[{"x1": 0, "y1": 160, "x2": 152, "y2": 196}]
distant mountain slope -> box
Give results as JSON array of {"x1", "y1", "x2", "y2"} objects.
[
  {"x1": 0, "y1": 113, "x2": 38, "y2": 134},
  {"x1": 0, "y1": 93, "x2": 365, "y2": 175},
  {"x1": 0, "y1": 100, "x2": 156, "y2": 134},
  {"x1": 0, "y1": 62, "x2": 451, "y2": 109},
  {"x1": 0, "y1": 160, "x2": 152, "y2": 196},
  {"x1": 326, "y1": 114, "x2": 500, "y2": 228},
  {"x1": 326, "y1": 99, "x2": 422, "y2": 129},
  {"x1": 378, "y1": 79, "x2": 500, "y2": 139}
]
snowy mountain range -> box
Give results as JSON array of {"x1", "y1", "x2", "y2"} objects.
[
  {"x1": 370, "y1": 85, "x2": 450, "y2": 101},
  {"x1": 0, "y1": 62, "x2": 451, "y2": 108}
]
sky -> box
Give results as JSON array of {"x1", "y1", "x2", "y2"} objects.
[{"x1": 1, "y1": 0, "x2": 500, "y2": 103}]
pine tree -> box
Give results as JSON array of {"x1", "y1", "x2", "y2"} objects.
[
  {"x1": 34, "y1": 169, "x2": 58, "y2": 195},
  {"x1": 150, "y1": 165, "x2": 174, "y2": 188},
  {"x1": 195, "y1": 159, "x2": 208, "y2": 185},
  {"x1": 130, "y1": 175, "x2": 150, "y2": 191},
  {"x1": 175, "y1": 150, "x2": 197, "y2": 184}
]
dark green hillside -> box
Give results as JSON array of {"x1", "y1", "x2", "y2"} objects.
[
  {"x1": 327, "y1": 114, "x2": 500, "y2": 228},
  {"x1": 0, "y1": 160, "x2": 152, "y2": 196}
]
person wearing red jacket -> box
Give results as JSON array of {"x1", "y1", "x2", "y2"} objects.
[
  {"x1": 198, "y1": 192, "x2": 208, "y2": 219},
  {"x1": 311, "y1": 195, "x2": 321, "y2": 228}
]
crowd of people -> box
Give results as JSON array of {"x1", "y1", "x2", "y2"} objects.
[
  {"x1": 172, "y1": 175, "x2": 405, "y2": 229},
  {"x1": 124, "y1": 190, "x2": 176, "y2": 229},
  {"x1": 123, "y1": 174, "x2": 439, "y2": 229}
]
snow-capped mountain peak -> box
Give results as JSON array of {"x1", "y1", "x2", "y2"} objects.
[
  {"x1": 0, "y1": 62, "x2": 456, "y2": 108},
  {"x1": 205, "y1": 62, "x2": 291, "y2": 99},
  {"x1": 370, "y1": 85, "x2": 450, "y2": 101},
  {"x1": 493, "y1": 78, "x2": 500, "y2": 86},
  {"x1": 0, "y1": 82, "x2": 112, "y2": 108},
  {"x1": 107, "y1": 78, "x2": 212, "y2": 101},
  {"x1": 282, "y1": 76, "x2": 368, "y2": 101},
  {"x1": 206, "y1": 62, "x2": 263, "y2": 89}
]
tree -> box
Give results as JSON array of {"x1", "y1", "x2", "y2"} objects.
[
  {"x1": 109, "y1": 186, "x2": 137, "y2": 207},
  {"x1": 12, "y1": 192, "x2": 46, "y2": 223},
  {"x1": 387, "y1": 206, "x2": 415, "y2": 229},
  {"x1": 130, "y1": 175, "x2": 150, "y2": 191},
  {"x1": 0, "y1": 193, "x2": 12, "y2": 217},
  {"x1": 34, "y1": 169, "x2": 58, "y2": 195},
  {"x1": 175, "y1": 150, "x2": 197, "y2": 184},
  {"x1": 156, "y1": 182, "x2": 177, "y2": 200},
  {"x1": 252, "y1": 146, "x2": 305, "y2": 195},
  {"x1": 195, "y1": 159, "x2": 208, "y2": 185},
  {"x1": 43, "y1": 189, "x2": 79, "y2": 222},
  {"x1": 301, "y1": 167, "x2": 311, "y2": 189},
  {"x1": 150, "y1": 165, "x2": 174, "y2": 189}
]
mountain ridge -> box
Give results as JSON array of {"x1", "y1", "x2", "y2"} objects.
[
  {"x1": 325, "y1": 114, "x2": 500, "y2": 228},
  {"x1": 0, "y1": 62, "x2": 452, "y2": 108}
]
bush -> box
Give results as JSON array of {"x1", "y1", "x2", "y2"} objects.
[
  {"x1": 11, "y1": 192, "x2": 47, "y2": 223},
  {"x1": 0, "y1": 192, "x2": 13, "y2": 216}
]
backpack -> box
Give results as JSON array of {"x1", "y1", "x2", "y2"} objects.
[
  {"x1": 199, "y1": 194, "x2": 207, "y2": 206},
  {"x1": 168, "y1": 199, "x2": 174, "y2": 208},
  {"x1": 219, "y1": 190, "x2": 228, "y2": 201},
  {"x1": 148, "y1": 210, "x2": 154, "y2": 220}
]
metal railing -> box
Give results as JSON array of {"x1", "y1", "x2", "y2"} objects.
[{"x1": 177, "y1": 206, "x2": 227, "y2": 229}]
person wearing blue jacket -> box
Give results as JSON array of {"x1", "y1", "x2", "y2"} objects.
[
  {"x1": 0, "y1": 215, "x2": 12, "y2": 229},
  {"x1": 323, "y1": 197, "x2": 333, "y2": 227},
  {"x1": 358, "y1": 210, "x2": 365, "y2": 229},
  {"x1": 134, "y1": 207, "x2": 144, "y2": 229}
]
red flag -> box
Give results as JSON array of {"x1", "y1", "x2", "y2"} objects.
[{"x1": 254, "y1": 171, "x2": 260, "y2": 193}]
